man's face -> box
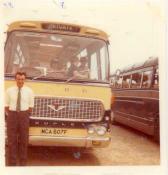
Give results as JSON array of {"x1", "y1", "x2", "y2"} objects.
[{"x1": 15, "y1": 74, "x2": 26, "y2": 88}]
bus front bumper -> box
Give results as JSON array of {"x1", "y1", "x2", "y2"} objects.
[{"x1": 29, "y1": 135, "x2": 111, "y2": 148}]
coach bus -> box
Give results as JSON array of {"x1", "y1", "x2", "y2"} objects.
[
  {"x1": 110, "y1": 57, "x2": 159, "y2": 141},
  {"x1": 5, "y1": 21, "x2": 113, "y2": 149}
]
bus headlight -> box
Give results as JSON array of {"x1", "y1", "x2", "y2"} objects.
[
  {"x1": 87, "y1": 126, "x2": 95, "y2": 134},
  {"x1": 96, "y1": 126, "x2": 107, "y2": 136}
]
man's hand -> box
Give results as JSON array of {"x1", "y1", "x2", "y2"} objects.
[
  {"x1": 5, "y1": 107, "x2": 9, "y2": 114},
  {"x1": 5, "y1": 107, "x2": 9, "y2": 119}
]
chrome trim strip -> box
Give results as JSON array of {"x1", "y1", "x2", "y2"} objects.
[
  {"x1": 113, "y1": 89, "x2": 159, "y2": 92},
  {"x1": 29, "y1": 135, "x2": 111, "y2": 148},
  {"x1": 30, "y1": 116, "x2": 102, "y2": 122},
  {"x1": 29, "y1": 135, "x2": 110, "y2": 141},
  {"x1": 114, "y1": 111, "x2": 154, "y2": 122},
  {"x1": 115, "y1": 99, "x2": 145, "y2": 104},
  {"x1": 115, "y1": 96, "x2": 159, "y2": 101}
]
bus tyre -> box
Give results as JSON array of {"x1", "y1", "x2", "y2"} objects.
[{"x1": 154, "y1": 114, "x2": 160, "y2": 142}]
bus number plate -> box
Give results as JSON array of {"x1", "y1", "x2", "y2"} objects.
[{"x1": 41, "y1": 128, "x2": 67, "y2": 136}]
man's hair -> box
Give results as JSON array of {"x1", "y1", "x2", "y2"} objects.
[{"x1": 15, "y1": 71, "x2": 27, "y2": 78}]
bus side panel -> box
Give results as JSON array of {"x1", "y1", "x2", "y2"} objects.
[{"x1": 112, "y1": 89, "x2": 159, "y2": 136}]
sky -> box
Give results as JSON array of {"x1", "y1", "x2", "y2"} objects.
[{"x1": 0, "y1": 0, "x2": 166, "y2": 73}]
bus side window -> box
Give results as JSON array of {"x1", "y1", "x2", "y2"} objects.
[
  {"x1": 131, "y1": 72, "x2": 142, "y2": 88},
  {"x1": 12, "y1": 44, "x2": 26, "y2": 74},
  {"x1": 100, "y1": 47, "x2": 107, "y2": 81},
  {"x1": 142, "y1": 70, "x2": 153, "y2": 88},
  {"x1": 122, "y1": 75, "x2": 131, "y2": 88},
  {"x1": 110, "y1": 77, "x2": 115, "y2": 87},
  {"x1": 116, "y1": 75, "x2": 123, "y2": 88},
  {"x1": 153, "y1": 68, "x2": 159, "y2": 88},
  {"x1": 90, "y1": 53, "x2": 98, "y2": 80}
]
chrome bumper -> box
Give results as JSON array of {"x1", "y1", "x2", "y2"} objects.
[{"x1": 29, "y1": 135, "x2": 111, "y2": 148}]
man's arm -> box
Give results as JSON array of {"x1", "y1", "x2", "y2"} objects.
[{"x1": 5, "y1": 107, "x2": 9, "y2": 115}]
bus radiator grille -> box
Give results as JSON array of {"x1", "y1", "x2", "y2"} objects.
[{"x1": 31, "y1": 96, "x2": 104, "y2": 122}]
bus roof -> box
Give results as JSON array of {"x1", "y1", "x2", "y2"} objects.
[
  {"x1": 111, "y1": 57, "x2": 158, "y2": 76},
  {"x1": 7, "y1": 21, "x2": 109, "y2": 42},
  {"x1": 121, "y1": 57, "x2": 158, "y2": 73}
]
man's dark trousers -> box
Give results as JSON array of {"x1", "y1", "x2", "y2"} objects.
[{"x1": 7, "y1": 111, "x2": 30, "y2": 166}]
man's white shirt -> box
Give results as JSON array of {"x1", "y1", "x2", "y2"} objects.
[{"x1": 5, "y1": 85, "x2": 34, "y2": 111}]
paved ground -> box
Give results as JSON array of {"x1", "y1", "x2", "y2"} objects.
[{"x1": 27, "y1": 124, "x2": 160, "y2": 166}]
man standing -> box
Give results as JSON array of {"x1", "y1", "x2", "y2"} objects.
[{"x1": 5, "y1": 72, "x2": 34, "y2": 166}]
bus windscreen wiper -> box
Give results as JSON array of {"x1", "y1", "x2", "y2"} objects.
[
  {"x1": 32, "y1": 68, "x2": 62, "y2": 80},
  {"x1": 66, "y1": 77, "x2": 94, "y2": 83},
  {"x1": 32, "y1": 73, "x2": 46, "y2": 80},
  {"x1": 65, "y1": 76, "x2": 88, "y2": 83},
  {"x1": 32, "y1": 70, "x2": 67, "y2": 80},
  {"x1": 66, "y1": 76, "x2": 76, "y2": 83}
]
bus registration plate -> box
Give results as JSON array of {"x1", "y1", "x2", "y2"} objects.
[
  {"x1": 29, "y1": 127, "x2": 88, "y2": 137},
  {"x1": 41, "y1": 128, "x2": 67, "y2": 136}
]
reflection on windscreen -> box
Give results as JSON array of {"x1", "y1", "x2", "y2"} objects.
[{"x1": 5, "y1": 31, "x2": 108, "y2": 82}]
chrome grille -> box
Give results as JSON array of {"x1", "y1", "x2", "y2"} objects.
[{"x1": 31, "y1": 96, "x2": 104, "y2": 122}]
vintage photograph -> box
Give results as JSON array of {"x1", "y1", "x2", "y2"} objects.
[{"x1": 0, "y1": 0, "x2": 167, "y2": 174}]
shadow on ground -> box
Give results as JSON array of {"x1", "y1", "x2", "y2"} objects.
[{"x1": 28, "y1": 146, "x2": 100, "y2": 166}]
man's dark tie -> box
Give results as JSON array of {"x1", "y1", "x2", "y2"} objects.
[{"x1": 16, "y1": 88, "x2": 21, "y2": 112}]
